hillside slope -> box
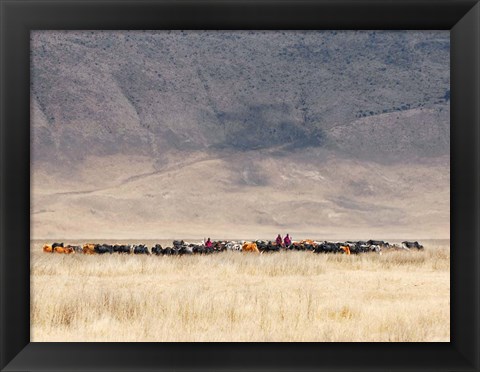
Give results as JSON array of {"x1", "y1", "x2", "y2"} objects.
[{"x1": 30, "y1": 31, "x2": 450, "y2": 239}]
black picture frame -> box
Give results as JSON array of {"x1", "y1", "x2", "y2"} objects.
[{"x1": 1, "y1": 0, "x2": 479, "y2": 371}]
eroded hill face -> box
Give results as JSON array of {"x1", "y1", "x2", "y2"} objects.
[{"x1": 30, "y1": 31, "x2": 450, "y2": 240}]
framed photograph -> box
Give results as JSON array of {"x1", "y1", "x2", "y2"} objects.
[{"x1": 1, "y1": 0, "x2": 479, "y2": 371}]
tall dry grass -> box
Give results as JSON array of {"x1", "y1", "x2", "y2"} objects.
[{"x1": 31, "y1": 243, "x2": 450, "y2": 342}]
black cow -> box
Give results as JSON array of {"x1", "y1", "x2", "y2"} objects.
[
  {"x1": 133, "y1": 244, "x2": 150, "y2": 254},
  {"x1": 162, "y1": 247, "x2": 174, "y2": 255},
  {"x1": 313, "y1": 242, "x2": 341, "y2": 254},
  {"x1": 254, "y1": 240, "x2": 284, "y2": 253},
  {"x1": 151, "y1": 244, "x2": 163, "y2": 255},
  {"x1": 177, "y1": 245, "x2": 193, "y2": 255},
  {"x1": 345, "y1": 241, "x2": 368, "y2": 254},
  {"x1": 270, "y1": 244, "x2": 281, "y2": 253},
  {"x1": 303, "y1": 243, "x2": 315, "y2": 251},
  {"x1": 113, "y1": 244, "x2": 131, "y2": 254},
  {"x1": 204, "y1": 246, "x2": 215, "y2": 254},
  {"x1": 402, "y1": 241, "x2": 424, "y2": 250},
  {"x1": 52, "y1": 242, "x2": 64, "y2": 249},
  {"x1": 213, "y1": 241, "x2": 227, "y2": 252},
  {"x1": 264, "y1": 242, "x2": 281, "y2": 253},
  {"x1": 292, "y1": 243, "x2": 306, "y2": 251},
  {"x1": 169, "y1": 241, "x2": 195, "y2": 255},
  {"x1": 95, "y1": 244, "x2": 113, "y2": 254},
  {"x1": 367, "y1": 240, "x2": 390, "y2": 248}
]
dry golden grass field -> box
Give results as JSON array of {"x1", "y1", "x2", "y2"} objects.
[{"x1": 30, "y1": 240, "x2": 450, "y2": 342}]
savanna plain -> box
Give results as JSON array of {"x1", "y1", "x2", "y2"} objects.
[{"x1": 31, "y1": 240, "x2": 450, "y2": 342}]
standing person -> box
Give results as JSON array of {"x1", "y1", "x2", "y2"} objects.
[
  {"x1": 205, "y1": 238, "x2": 213, "y2": 248},
  {"x1": 275, "y1": 234, "x2": 283, "y2": 246},
  {"x1": 284, "y1": 233, "x2": 292, "y2": 247}
]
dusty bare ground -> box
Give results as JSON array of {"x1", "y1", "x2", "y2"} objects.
[
  {"x1": 30, "y1": 241, "x2": 449, "y2": 342},
  {"x1": 31, "y1": 153, "x2": 450, "y2": 241}
]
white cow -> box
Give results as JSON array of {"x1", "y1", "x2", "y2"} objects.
[{"x1": 225, "y1": 241, "x2": 242, "y2": 251}]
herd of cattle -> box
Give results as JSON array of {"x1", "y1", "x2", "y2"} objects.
[{"x1": 42, "y1": 240, "x2": 424, "y2": 256}]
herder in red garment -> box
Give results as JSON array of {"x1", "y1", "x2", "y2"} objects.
[
  {"x1": 275, "y1": 234, "x2": 283, "y2": 246},
  {"x1": 284, "y1": 234, "x2": 292, "y2": 247}
]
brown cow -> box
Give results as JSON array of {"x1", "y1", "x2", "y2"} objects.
[
  {"x1": 42, "y1": 244, "x2": 53, "y2": 253},
  {"x1": 242, "y1": 242, "x2": 259, "y2": 253},
  {"x1": 300, "y1": 239, "x2": 316, "y2": 245},
  {"x1": 43, "y1": 244, "x2": 75, "y2": 254},
  {"x1": 55, "y1": 245, "x2": 75, "y2": 254},
  {"x1": 340, "y1": 245, "x2": 351, "y2": 255},
  {"x1": 82, "y1": 243, "x2": 96, "y2": 254}
]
